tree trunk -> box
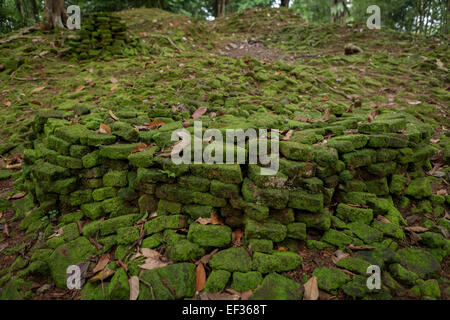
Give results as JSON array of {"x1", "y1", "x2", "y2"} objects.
[
  {"x1": 280, "y1": 0, "x2": 289, "y2": 8},
  {"x1": 14, "y1": 0, "x2": 25, "y2": 25},
  {"x1": 29, "y1": 0, "x2": 39, "y2": 23},
  {"x1": 216, "y1": 0, "x2": 226, "y2": 18},
  {"x1": 43, "y1": 0, "x2": 68, "y2": 30}
]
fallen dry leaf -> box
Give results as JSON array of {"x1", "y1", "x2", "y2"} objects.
[
  {"x1": 75, "y1": 85, "x2": 85, "y2": 92},
  {"x1": 376, "y1": 215, "x2": 392, "y2": 224},
  {"x1": 108, "y1": 110, "x2": 119, "y2": 121},
  {"x1": 5, "y1": 193, "x2": 26, "y2": 200},
  {"x1": 348, "y1": 244, "x2": 375, "y2": 251},
  {"x1": 92, "y1": 253, "x2": 110, "y2": 274},
  {"x1": 303, "y1": 276, "x2": 319, "y2": 300},
  {"x1": 332, "y1": 250, "x2": 350, "y2": 264},
  {"x1": 196, "y1": 213, "x2": 223, "y2": 226},
  {"x1": 129, "y1": 276, "x2": 139, "y2": 300},
  {"x1": 89, "y1": 268, "x2": 115, "y2": 282},
  {"x1": 110, "y1": 84, "x2": 119, "y2": 92},
  {"x1": 404, "y1": 226, "x2": 429, "y2": 233},
  {"x1": 196, "y1": 263, "x2": 206, "y2": 292},
  {"x1": 196, "y1": 249, "x2": 219, "y2": 265},
  {"x1": 97, "y1": 123, "x2": 111, "y2": 135},
  {"x1": 130, "y1": 143, "x2": 148, "y2": 154},
  {"x1": 232, "y1": 229, "x2": 243, "y2": 246},
  {"x1": 139, "y1": 248, "x2": 169, "y2": 270},
  {"x1": 31, "y1": 86, "x2": 46, "y2": 93},
  {"x1": 192, "y1": 107, "x2": 207, "y2": 120}
]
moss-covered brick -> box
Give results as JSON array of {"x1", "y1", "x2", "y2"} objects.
[
  {"x1": 144, "y1": 215, "x2": 187, "y2": 235},
  {"x1": 110, "y1": 121, "x2": 139, "y2": 142},
  {"x1": 248, "y1": 164, "x2": 288, "y2": 188},
  {"x1": 312, "y1": 267, "x2": 350, "y2": 293},
  {"x1": 279, "y1": 159, "x2": 315, "y2": 179},
  {"x1": 165, "y1": 240, "x2": 205, "y2": 262},
  {"x1": 248, "y1": 239, "x2": 273, "y2": 253},
  {"x1": 405, "y1": 178, "x2": 432, "y2": 199},
  {"x1": 327, "y1": 134, "x2": 369, "y2": 153},
  {"x1": 32, "y1": 161, "x2": 69, "y2": 181},
  {"x1": 367, "y1": 134, "x2": 390, "y2": 148},
  {"x1": 279, "y1": 141, "x2": 313, "y2": 161},
  {"x1": 288, "y1": 190, "x2": 323, "y2": 212},
  {"x1": 156, "y1": 184, "x2": 227, "y2": 207},
  {"x1": 321, "y1": 229, "x2": 355, "y2": 247},
  {"x1": 242, "y1": 179, "x2": 288, "y2": 209},
  {"x1": 102, "y1": 197, "x2": 128, "y2": 216},
  {"x1": 336, "y1": 257, "x2": 371, "y2": 275},
  {"x1": 48, "y1": 237, "x2": 96, "y2": 288},
  {"x1": 100, "y1": 214, "x2": 140, "y2": 236},
  {"x1": 312, "y1": 146, "x2": 339, "y2": 167},
  {"x1": 56, "y1": 155, "x2": 83, "y2": 169},
  {"x1": 42, "y1": 177, "x2": 77, "y2": 195},
  {"x1": 298, "y1": 177, "x2": 324, "y2": 193},
  {"x1": 80, "y1": 132, "x2": 116, "y2": 146},
  {"x1": 286, "y1": 222, "x2": 306, "y2": 240},
  {"x1": 116, "y1": 226, "x2": 140, "y2": 245},
  {"x1": 92, "y1": 187, "x2": 116, "y2": 201},
  {"x1": 210, "y1": 180, "x2": 240, "y2": 198},
  {"x1": 157, "y1": 199, "x2": 182, "y2": 215},
  {"x1": 306, "y1": 239, "x2": 334, "y2": 250},
  {"x1": 81, "y1": 220, "x2": 101, "y2": 238},
  {"x1": 138, "y1": 194, "x2": 158, "y2": 214},
  {"x1": 295, "y1": 210, "x2": 331, "y2": 231},
  {"x1": 182, "y1": 205, "x2": 214, "y2": 219},
  {"x1": 82, "y1": 151, "x2": 100, "y2": 169},
  {"x1": 245, "y1": 219, "x2": 287, "y2": 242},
  {"x1": 46, "y1": 135, "x2": 70, "y2": 155},
  {"x1": 128, "y1": 146, "x2": 159, "y2": 167},
  {"x1": 365, "y1": 177, "x2": 389, "y2": 196},
  {"x1": 108, "y1": 268, "x2": 129, "y2": 300},
  {"x1": 187, "y1": 223, "x2": 232, "y2": 247},
  {"x1": 251, "y1": 252, "x2": 281, "y2": 273},
  {"x1": 244, "y1": 203, "x2": 269, "y2": 221},
  {"x1": 389, "y1": 174, "x2": 408, "y2": 195},
  {"x1": 69, "y1": 189, "x2": 93, "y2": 206},
  {"x1": 411, "y1": 279, "x2": 441, "y2": 300},
  {"x1": 70, "y1": 145, "x2": 91, "y2": 158},
  {"x1": 139, "y1": 263, "x2": 196, "y2": 300},
  {"x1": 250, "y1": 273, "x2": 303, "y2": 300},
  {"x1": 162, "y1": 229, "x2": 186, "y2": 245},
  {"x1": 231, "y1": 271, "x2": 263, "y2": 292},
  {"x1": 46, "y1": 236, "x2": 65, "y2": 249},
  {"x1": 81, "y1": 202, "x2": 105, "y2": 220},
  {"x1": 141, "y1": 234, "x2": 162, "y2": 249},
  {"x1": 347, "y1": 221, "x2": 383, "y2": 243},
  {"x1": 393, "y1": 247, "x2": 441, "y2": 278},
  {"x1": 190, "y1": 164, "x2": 242, "y2": 184},
  {"x1": 371, "y1": 220, "x2": 404, "y2": 240},
  {"x1": 99, "y1": 144, "x2": 138, "y2": 160},
  {"x1": 209, "y1": 247, "x2": 252, "y2": 272},
  {"x1": 336, "y1": 203, "x2": 373, "y2": 224},
  {"x1": 270, "y1": 208, "x2": 295, "y2": 224},
  {"x1": 204, "y1": 270, "x2": 231, "y2": 293},
  {"x1": 420, "y1": 232, "x2": 447, "y2": 248},
  {"x1": 367, "y1": 162, "x2": 396, "y2": 177},
  {"x1": 177, "y1": 175, "x2": 210, "y2": 192},
  {"x1": 54, "y1": 124, "x2": 89, "y2": 144},
  {"x1": 62, "y1": 222, "x2": 80, "y2": 241},
  {"x1": 58, "y1": 211, "x2": 84, "y2": 225},
  {"x1": 358, "y1": 118, "x2": 406, "y2": 134},
  {"x1": 136, "y1": 168, "x2": 174, "y2": 184},
  {"x1": 341, "y1": 149, "x2": 376, "y2": 168},
  {"x1": 389, "y1": 263, "x2": 419, "y2": 286},
  {"x1": 103, "y1": 171, "x2": 127, "y2": 187}
]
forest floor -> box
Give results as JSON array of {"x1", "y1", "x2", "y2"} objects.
[{"x1": 0, "y1": 7, "x2": 449, "y2": 300}]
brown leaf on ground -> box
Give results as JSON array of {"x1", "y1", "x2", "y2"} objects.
[
  {"x1": 198, "y1": 292, "x2": 240, "y2": 300},
  {"x1": 139, "y1": 249, "x2": 170, "y2": 270},
  {"x1": 110, "y1": 84, "x2": 119, "y2": 92},
  {"x1": 376, "y1": 215, "x2": 392, "y2": 224},
  {"x1": 108, "y1": 109, "x2": 120, "y2": 120},
  {"x1": 281, "y1": 130, "x2": 293, "y2": 141},
  {"x1": 147, "y1": 121, "x2": 165, "y2": 129},
  {"x1": 404, "y1": 226, "x2": 429, "y2": 233},
  {"x1": 89, "y1": 237, "x2": 103, "y2": 250},
  {"x1": 75, "y1": 85, "x2": 85, "y2": 92},
  {"x1": 31, "y1": 86, "x2": 46, "y2": 93},
  {"x1": 225, "y1": 288, "x2": 241, "y2": 296},
  {"x1": 89, "y1": 268, "x2": 115, "y2": 282},
  {"x1": 192, "y1": 107, "x2": 207, "y2": 120},
  {"x1": 277, "y1": 247, "x2": 288, "y2": 251},
  {"x1": 5, "y1": 192, "x2": 26, "y2": 200},
  {"x1": 303, "y1": 276, "x2": 319, "y2": 300},
  {"x1": 196, "y1": 263, "x2": 206, "y2": 292},
  {"x1": 196, "y1": 213, "x2": 223, "y2": 225},
  {"x1": 368, "y1": 113, "x2": 374, "y2": 123},
  {"x1": 130, "y1": 143, "x2": 148, "y2": 154},
  {"x1": 129, "y1": 276, "x2": 139, "y2": 300},
  {"x1": 97, "y1": 123, "x2": 111, "y2": 135},
  {"x1": 117, "y1": 259, "x2": 128, "y2": 272},
  {"x1": 196, "y1": 248, "x2": 219, "y2": 265},
  {"x1": 332, "y1": 250, "x2": 350, "y2": 264},
  {"x1": 3, "y1": 223, "x2": 9, "y2": 237},
  {"x1": 437, "y1": 189, "x2": 447, "y2": 196},
  {"x1": 92, "y1": 253, "x2": 110, "y2": 274},
  {"x1": 232, "y1": 229, "x2": 243, "y2": 246},
  {"x1": 110, "y1": 77, "x2": 118, "y2": 84},
  {"x1": 348, "y1": 244, "x2": 375, "y2": 251}
]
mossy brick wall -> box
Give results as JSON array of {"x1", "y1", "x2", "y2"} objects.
[
  {"x1": 65, "y1": 12, "x2": 144, "y2": 60},
  {"x1": 13, "y1": 106, "x2": 448, "y2": 292}
]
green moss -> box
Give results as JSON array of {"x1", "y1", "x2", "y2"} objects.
[
  {"x1": 405, "y1": 177, "x2": 432, "y2": 199},
  {"x1": 231, "y1": 271, "x2": 263, "y2": 292},
  {"x1": 312, "y1": 267, "x2": 350, "y2": 293},
  {"x1": 336, "y1": 257, "x2": 371, "y2": 275},
  {"x1": 103, "y1": 171, "x2": 128, "y2": 187},
  {"x1": 187, "y1": 223, "x2": 231, "y2": 248},
  {"x1": 144, "y1": 215, "x2": 187, "y2": 235},
  {"x1": 411, "y1": 279, "x2": 441, "y2": 300},
  {"x1": 116, "y1": 226, "x2": 140, "y2": 245},
  {"x1": 62, "y1": 222, "x2": 80, "y2": 241},
  {"x1": 245, "y1": 219, "x2": 287, "y2": 242},
  {"x1": 393, "y1": 247, "x2": 441, "y2": 278},
  {"x1": 166, "y1": 240, "x2": 205, "y2": 262},
  {"x1": 209, "y1": 247, "x2": 252, "y2": 272},
  {"x1": 336, "y1": 203, "x2": 373, "y2": 224},
  {"x1": 204, "y1": 270, "x2": 231, "y2": 293},
  {"x1": 210, "y1": 180, "x2": 240, "y2": 198},
  {"x1": 81, "y1": 202, "x2": 105, "y2": 220},
  {"x1": 100, "y1": 214, "x2": 140, "y2": 236},
  {"x1": 295, "y1": 210, "x2": 331, "y2": 231},
  {"x1": 250, "y1": 273, "x2": 303, "y2": 300},
  {"x1": 288, "y1": 190, "x2": 323, "y2": 212}
]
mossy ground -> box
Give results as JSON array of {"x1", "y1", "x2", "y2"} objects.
[{"x1": 0, "y1": 7, "x2": 449, "y2": 300}]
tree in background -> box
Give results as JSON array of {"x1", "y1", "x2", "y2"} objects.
[
  {"x1": 330, "y1": 0, "x2": 349, "y2": 24},
  {"x1": 280, "y1": 0, "x2": 289, "y2": 7},
  {"x1": 43, "y1": 0, "x2": 67, "y2": 29}
]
